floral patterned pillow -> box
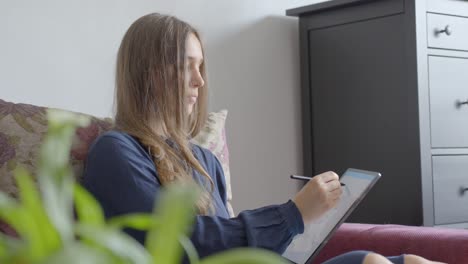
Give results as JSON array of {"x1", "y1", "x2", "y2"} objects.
[
  {"x1": 192, "y1": 110, "x2": 234, "y2": 217},
  {"x1": 0, "y1": 99, "x2": 112, "y2": 198}
]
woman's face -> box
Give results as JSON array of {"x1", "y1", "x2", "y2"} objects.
[{"x1": 184, "y1": 33, "x2": 205, "y2": 115}]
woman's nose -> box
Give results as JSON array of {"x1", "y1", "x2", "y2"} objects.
[{"x1": 191, "y1": 71, "x2": 204, "y2": 88}]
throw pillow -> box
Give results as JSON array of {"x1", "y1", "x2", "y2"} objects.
[
  {"x1": 192, "y1": 110, "x2": 235, "y2": 217},
  {"x1": 0, "y1": 99, "x2": 112, "y2": 197}
]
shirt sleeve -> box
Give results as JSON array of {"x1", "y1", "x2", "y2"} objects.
[{"x1": 82, "y1": 134, "x2": 305, "y2": 258}]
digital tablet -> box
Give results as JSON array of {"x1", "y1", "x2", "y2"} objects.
[{"x1": 282, "y1": 168, "x2": 382, "y2": 264}]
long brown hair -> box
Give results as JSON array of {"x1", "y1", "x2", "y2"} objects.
[{"x1": 114, "y1": 13, "x2": 213, "y2": 214}]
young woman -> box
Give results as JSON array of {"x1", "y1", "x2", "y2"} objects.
[{"x1": 83, "y1": 13, "x2": 443, "y2": 264}]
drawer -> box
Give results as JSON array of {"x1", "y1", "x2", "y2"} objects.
[
  {"x1": 428, "y1": 56, "x2": 468, "y2": 148},
  {"x1": 427, "y1": 13, "x2": 468, "y2": 52},
  {"x1": 433, "y1": 155, "x2": 468, "y2": 225},
  {"x1": 427, "y1": 0, "x2": 468, "y2": 17}
]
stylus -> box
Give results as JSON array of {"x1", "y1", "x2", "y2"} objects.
[{"x1": 290, "y1": 175, "x2": 346, "y2": 186}]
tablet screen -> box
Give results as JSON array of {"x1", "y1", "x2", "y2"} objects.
[{"x1": 282, "y1": 168, "x2": 381, "y2": 264}]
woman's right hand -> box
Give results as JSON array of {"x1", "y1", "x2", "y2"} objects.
[{"x1": 292, "y1": 171, "x2": 343, "y2": 224}]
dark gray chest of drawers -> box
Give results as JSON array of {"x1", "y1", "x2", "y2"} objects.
[{"x1": 287, "y1": 0, "x2": 468, "y2": 227}]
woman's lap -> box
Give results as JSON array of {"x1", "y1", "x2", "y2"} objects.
[{"x1": 321, "y1": 250, "x2": 405, "y2": 264}]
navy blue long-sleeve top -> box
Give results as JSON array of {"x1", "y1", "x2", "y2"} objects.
[{"x1": 82, "y1": 130, "x2": 304, "y2": 258}]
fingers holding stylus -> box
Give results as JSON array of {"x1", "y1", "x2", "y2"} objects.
[{"x1": 292, "y1": 171, "x2": 343, "y2": 223}]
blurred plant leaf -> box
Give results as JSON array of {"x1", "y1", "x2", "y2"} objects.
[
  {"x1": 0, "y1": 190, "x2": 41, "y2": 263},
  {"x1": 76, "y1": 224, "x2": 151, "y2": 264},
  {"x1": 39, "y1": 175, "x2": 74, "y2": 243},
  {"x1": 146, "y1": 184, "x2": 199, "y2": 264},
  {"x1": 199, "y1": 248, "x2": 290, "y2": 264},
  {"x1": 73, "y1": 184, "x2": 105, "y2": 227},
  {"x1": 0, "y1": 192, "x2": 23, "y2": 238},
  {"x1": 39, "y1": 109, "x2": 89, "y2": 182},
  {"x1": 0, "y1": 232, "x2": 26, "y2": 263},
  {"x1": 0, "y1": 196, "x2": 42, "y2": 263},
  {"x1": 38, "y1": 109, "x2": 90, "y2": 244},
  {"x1": 179, "y1": 236, "x2": 199, "y2": 264},
  {"x1": 44, "y1": 242, "x2": 117, "y2": 264},
  {"x1": 15, "y1": 167, "x2": 61, "y2": 260},
  {"x1": 108, "y1": 214, "x2": 155, "y2": 231},
  {"x1": 0, "y1": 237, "x2": 4, "y2": 259}
]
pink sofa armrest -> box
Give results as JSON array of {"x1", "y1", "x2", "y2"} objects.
[{"x1": 312, "y1": 223, "x2": 468, "y2": 264}]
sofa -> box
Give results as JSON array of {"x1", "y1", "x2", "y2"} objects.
[{"x1": 1, "y1": 98, "x2": 467, "y2": 263}]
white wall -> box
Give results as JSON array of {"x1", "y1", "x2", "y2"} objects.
[{"x1": 0, "y1": 0, "x2": 327, "y2": 212}]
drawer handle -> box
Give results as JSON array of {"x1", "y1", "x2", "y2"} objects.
[
  {"x1": 436, "y1": 25, "x2": 452, "y2": 36},
  {"x1": 456, "y1": 99, "x2": 468, "y2": 108},
  {"x1": 460, "y1": 187, "x2": 468, "y2": 196}
]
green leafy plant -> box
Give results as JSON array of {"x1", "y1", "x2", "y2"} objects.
[{"x1": 0, "y1": 109, "x2": 288, "y2": 264}]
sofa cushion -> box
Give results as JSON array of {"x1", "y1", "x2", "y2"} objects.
[
  {"x1": 314, "y1": 223, "x2": 468, "y2": 264},
  {"x1": 192, "y1": 110, "x2": 234, "y2": 217},
  {"x1": 0, "y1": 99, "x2": 112, "y2": 197}
]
